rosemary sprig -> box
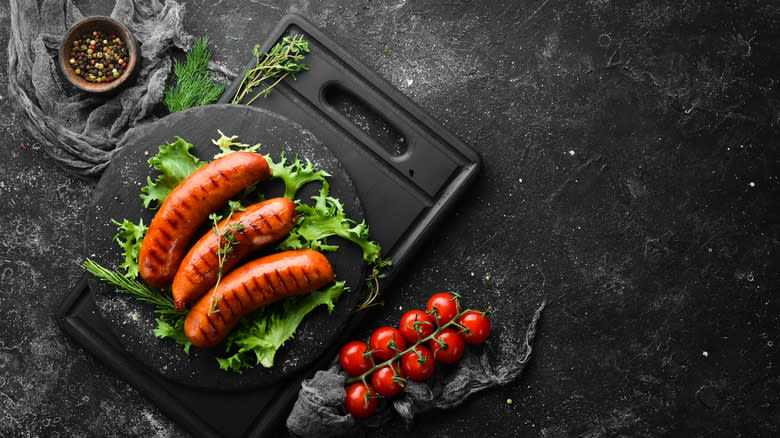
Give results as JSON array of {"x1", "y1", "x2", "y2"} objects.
[
  {"x1": 164, "y1": 36, "x2": 226, "y2": 113},
  {"x1": 231, "y1": 35, "x2": 309, "y2": 104},
  {"x1": 83, "y1": 259, "x2": 178, "y2": 315},
  {"x1": 208, "y1": 202, "x2": 245, "y2": 315}
]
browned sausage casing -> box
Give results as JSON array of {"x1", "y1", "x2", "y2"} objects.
[
  {"x1": 171, "y1": 197, "x2": 297, "y2": 311},
  {"x1": 184, "y1": 249, "x2": 334, "y2": 348},
  {"x1": 138, "y1": 152, "x2": 271, "y2": 288}
]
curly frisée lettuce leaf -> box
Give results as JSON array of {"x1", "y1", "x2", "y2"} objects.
[
  {"x1": 140, "y1": 137, "x2": 206, "y2": 209},
  {"x1": 154, "y1": 316, "x2": 193, "y2": 354},
  {"x1": 217, "y1": 281, "x2": 346, "y2": 372},
  {"x1": 212, "y1": 129, "x2": 262, "y2": 159},
  {"x1": 111, "y1": 219, "x2": 147, "y2": 279},
  {"x1": 278, "y1": 181, "x2": 381, "y2": 264},
  {"x1": 266, "y1": 152, "x2": 330, "y2": 200}
]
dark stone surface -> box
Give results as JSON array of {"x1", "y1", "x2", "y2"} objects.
[{"x1": 1, "y1": 0, "x2": 778, "y2": 437}]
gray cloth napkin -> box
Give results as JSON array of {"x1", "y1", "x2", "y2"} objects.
[
  {"x1": 287, "y1": 301, "x2": 545, "y2": 437},
  {"x1": 7, "y1": 0, "x2": 192, "y2": 178}
]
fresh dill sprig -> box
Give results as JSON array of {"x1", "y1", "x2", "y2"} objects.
[
  {"x1": 231, "y1": 35, "x2": 310, "y2": 105},
  {"x1": 83, "y1": 259, "x2": 178, "y2": 315},
  {"x1": 164, "y1": 36, "x2": 226, "y2": 113}
]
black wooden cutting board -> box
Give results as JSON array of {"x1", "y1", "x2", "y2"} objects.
[{"x1": 58, "y1": 14, "x2": 480, "y2": 438}]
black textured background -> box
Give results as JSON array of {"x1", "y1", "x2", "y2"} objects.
[{"x1": 1, "y1": 0, "x2": 778, "y2": 436}]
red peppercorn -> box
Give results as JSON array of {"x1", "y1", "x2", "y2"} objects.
[
  {"x1": 78, "y1": 39, "x2": 83, "y2": 43},
  {"x1": 122, "y1": 62, "x2": 127, "y2": 67},
  {"x1": 117, "y1": 41, "x2": 123, "y2": 45},
  {"x1": 89, "y1": 45, "x2": 95, "y2": 50},
  {"x1": 106, "y1": 48, "x2": 111, "y2": 53},
  {"x1": 104, "y1": 77, "x2": 110, "y2": 82}
]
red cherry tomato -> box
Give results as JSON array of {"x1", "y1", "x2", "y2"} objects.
[
  {"x1": 430, "y1": 328, "x2": 465, "y2": 364},
  {"x1": 371, "y1": 362, "x2": 406, "y2": 397},
  {"x1": 399, "y1": 310, "x2": 435, "y2": 344},
  {"x1": 369, "y1": 326, "x2": 407, "y2": 361},
  {"x1": 401, "y1": 345, "x2": 435, "y2": 381},
  {"x1": 458, "y1": 311, "x2": 492, "y2": 344},
  {"x1": 426, "y1": 293, "x2": 461, "y2": 325},
  {"x1": 339, "y1": 340, "x2": 373, "y2": 376},
  {"x1": 344, "y1": 382, "x2": 377, "y2": 418}
]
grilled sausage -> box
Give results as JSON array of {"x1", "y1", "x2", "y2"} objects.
[
  {"x1": 171, "y1": 197, "x2": 298, "y2": 311},
  {"x1": 138, "y1": 152, "x2": 271, "y2": 287},
  {"x1": 184, "y1": 250, "x2": 334, "y2": 348}
]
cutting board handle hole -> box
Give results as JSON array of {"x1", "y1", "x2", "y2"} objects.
[{"x1": 323, "y1": 83, "x2": 408, "y2": 157}]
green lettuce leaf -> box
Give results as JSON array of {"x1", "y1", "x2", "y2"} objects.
[
  {"x1": 278, "y1": 181, "x2": 381, "y2": 264},
  {"x1": 111, "y1": 219, "x2": 147, "y2": 279},
  {"x1": 140, "y1": 137, "x2": 206, "y2": 209},
  {"x1": 154, "y1": 316, "x2": 192, "y2": 354},
  {"x1": 217, "y1": 281, "x2": 346, "y2": 372},
  {"x1": 212, "y1": 130, "x2": 262, "y2": 159},
  {"x1": 266, "y1": 152, "x2": 331, "y2": 200}
]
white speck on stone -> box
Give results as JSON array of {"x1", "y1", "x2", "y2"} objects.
[
  {"x1": 749, "y1": 182, "x2": 755, "y2": 187},
  {"x1": 519, "y1": 178, "x2": 523, "y2": 183},
  {"x1": 568, "y1": 150, "x2": 575, "y2": 156},
  {"x1": 702, "y1": 351, "x2": 708, "y2": 357}
]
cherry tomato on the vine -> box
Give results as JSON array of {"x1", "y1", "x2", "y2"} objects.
[
  {"x1": 458, "y1": 310, "x2": 492, "y2": 344},
  {"x1": 426, "y1": 293, "x2": 461, "y2": 325},
  {"x1": 370, "y1": 326, "x2": 407, "y2": 361},
  {"x1": 344, "y1": 382, "x2": 378, "y2": 418},
  {"x1": 401, "y1": 345, "x2": 435, "y2": 381},
  {"x1": 430, "y1": 328, "x2": 465, "y2": 364},
  {"x1": 399, "y1": 309, "x2": 435, "y2": 344},
  {"x1": 371, "y1": 362, "x2": 406, "y2": 397},
  {"x1": 339, "y1": 340, "x2": 373, "y2": 376}
]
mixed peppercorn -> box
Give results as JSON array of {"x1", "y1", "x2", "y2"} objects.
[{"x1": 68, "y1": 30, "x2": 128, "y2": 83}]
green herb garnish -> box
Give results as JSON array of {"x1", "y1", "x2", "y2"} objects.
[
  {"x1": 164, "y1": 36, "x2": 226, "y2": 113},
  {"x1": 140, "y1": 137, "x2": 206, "y2": 209},
  {"x1": 232, "y1": 35, "x2": 309, "y2": 104},
  {"x1": 111, "y1": 219, "x2": 147, "y2": 279},
  {"x1": 278, "y1": 181, "x2": 381, "y2": 264},
  {"x1": 207, "y1": 201, "x2": 246, "y2": 315},
  {"x1": 266, "y1": 152, "x2": 330, "y2": 200},
  {"x1": 83, "y1": 259, "x2": 177, "y2": 315}
]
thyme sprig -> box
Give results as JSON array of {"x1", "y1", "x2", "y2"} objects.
[
  {"x1": 231, "y1": 35, "x2": 309, "y2": 104},
  {"x1": 208, "y1": 201, "x2": 245, "y2": 315}
]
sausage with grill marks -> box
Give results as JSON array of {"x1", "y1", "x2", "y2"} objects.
[
  {"x1": 138, "y1": 152, "x2": 271, "y2": 288},
  {"x1": 171, "y1": 197, "x2": 297, "y2": 311},
  {"x1": 184, "y1": 249, "x2": 335, "y2": 348}
]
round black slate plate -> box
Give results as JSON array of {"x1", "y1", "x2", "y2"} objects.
[{"x1": 86, "y1": 104, "x2": 366, "y2": 391}]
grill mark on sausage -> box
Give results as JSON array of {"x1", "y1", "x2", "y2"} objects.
[
  {"x1": 275, "y1": 268, "x2": 287, "y2": 292},
  {"x1": 204, "y1": 314, "x2": 218, "y2": 334},
  {"x1": 147, "y1": 248, "x2": 166, "y2": 264},
  {"x1": 286, "y1": 267, "x2": 300, "y2": 290},
  {"x1": 241, "y1": 282, "x2": 258, "y2": 306},
  {"x1": 262, "y1": 272, "x2": 277, "y2": 297},
  {"x1": 197, "y1": 325, "x2": 212, "y2": 342},
  {"x1": 248, "y1": 276, "x2": 265, "y2": 303},
  {"x1": 170, "y1": 207, "x2": 186, "y2": 222}
]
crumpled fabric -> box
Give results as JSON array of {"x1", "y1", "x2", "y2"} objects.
[
  {"x1": 7, "y1": 0, "x2": 193, "y2": 178},
  {"x1": 287, "y1": 301, "x2": 545, "y2": 437}
]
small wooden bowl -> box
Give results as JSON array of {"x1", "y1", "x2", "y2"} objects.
[{"x1": 60, "y1": 17, "x2": 139, "y2": 94}]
